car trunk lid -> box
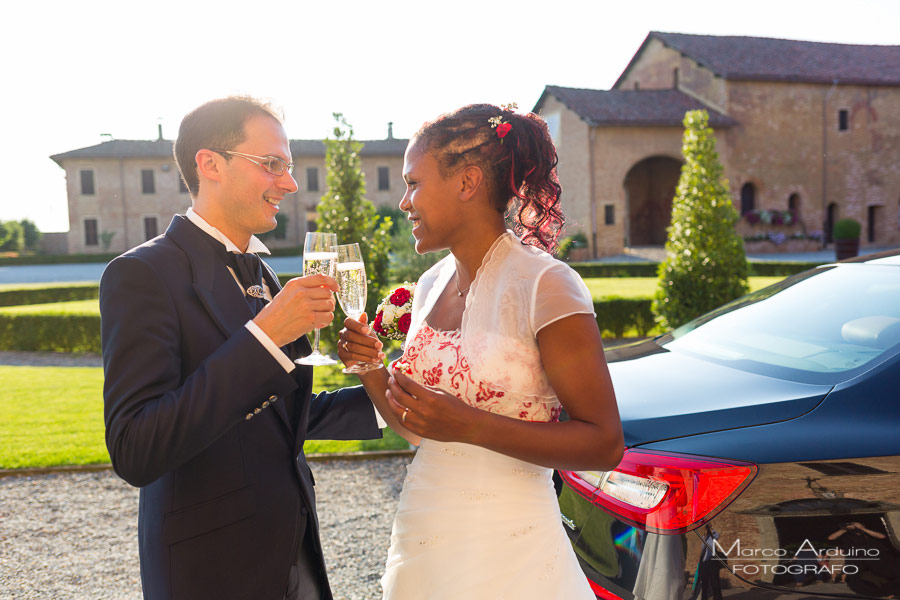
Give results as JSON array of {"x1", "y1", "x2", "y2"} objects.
[{"x1": 609, "y1": 348, "x2": 833, "y2": 447}]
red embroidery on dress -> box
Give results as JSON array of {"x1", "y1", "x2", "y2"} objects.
[
  {"x1": 422, "y1": 363, "x2": 443, "y2": 386},
  {"x1": 399, "y1": 325, "x2": 558, "y2": 423},
  {"x1": 475, "y1": 382, "x2": 504, "y2": 404},
  {"x1": 550, "y1": 405, "x2": 562, "y2": 423}
]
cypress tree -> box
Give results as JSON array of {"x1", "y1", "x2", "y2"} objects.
[
  {"x1": 653, "y1": 110, "x2": 749, "y2": 330},
  {"x1": 316, "y1": 113, "x2": 393, "y2": 348}
]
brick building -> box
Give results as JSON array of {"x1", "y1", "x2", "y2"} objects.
[
  {"x1": 50, "y1": 126, "x2": 407, "y2": 254},
  {"x1": 535, "y1": 32, "x2": 900, "y2": 257}
]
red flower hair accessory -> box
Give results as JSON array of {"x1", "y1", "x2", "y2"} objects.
[{"x1": 488, "y1": 102, "x2": 518, "y2": 143}]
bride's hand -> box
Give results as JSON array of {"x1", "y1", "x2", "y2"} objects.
[
  {"x1": 386, "y1": 370, "x2": 484, "y2": 443},
  {"x1": 337, "y1": 313, "x2": 385, "y2": 368}
]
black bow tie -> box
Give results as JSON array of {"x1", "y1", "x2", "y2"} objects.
[
  {"x1": 226, "y1": 252, "x2": 263, "y2": 294},
  {"x1": 223, "y1": 251, "x2": 267, "y2": 314}
]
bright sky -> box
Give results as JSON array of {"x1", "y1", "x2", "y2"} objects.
[{"x1": 1, "y1": 0, "x2": 897, "y2": 232}]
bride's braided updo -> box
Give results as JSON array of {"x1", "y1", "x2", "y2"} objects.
[{"x1": 413, "y1": 104, "x2": 564, "y2": 253}]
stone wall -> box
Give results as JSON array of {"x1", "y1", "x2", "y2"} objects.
[{"x1": 63, "y1": 149, "x2": 408, "y2": 254}]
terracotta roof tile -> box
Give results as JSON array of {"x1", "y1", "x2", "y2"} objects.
[
  {"x1": 624, "y1": 32, "x2": 900, "y2": 86},
  {"x1": 51, "y1": 138, "x2": 408, "y2": 166},
  {"x1": 537, "y1": 86, "x2": 738, "y2": 128}
]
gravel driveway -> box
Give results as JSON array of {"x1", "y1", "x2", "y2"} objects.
[{"x1": 0, "y1": 457, "x2": 410, "y2": 600}]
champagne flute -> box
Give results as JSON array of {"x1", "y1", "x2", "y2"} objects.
[
  {"x1": 336, "y1": 243, "x2": 382, "y2": 374},
  {"x1": 296, "y1": 232, "x2": 338, "y2": 366}
]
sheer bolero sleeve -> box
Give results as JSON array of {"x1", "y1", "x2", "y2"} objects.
[
  {"x1": 406, "y1": 232, "x2": 595, "y2": 401},
  {"x1": 532, "y1": 262, "x2": 595, "y2": 333}
]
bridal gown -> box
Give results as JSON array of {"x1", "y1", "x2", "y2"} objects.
[{"x1": 380, "y1": 324, "x2": 595, "y2": 599}]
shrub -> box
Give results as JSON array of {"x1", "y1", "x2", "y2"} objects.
[
  {"x1": 0, "y1": 284, "x2": 99, "y2": 307},
  {"x1": 21, "y1": 219, "x2": 42, "y2": 251},
  {"x1": 571, "y1": 262, "x2": 659, "y2": 278},
  {"x1": 388, "y1": 219, "x2": 448, "y2": 284},
  {"x1": 833, "y1": 218, "x2": 861, "y2": 240},
  {"x1": 594, "y1": 298, "x2": 656, "y2": 338},
  {"x1": 0, "y1": 296, "x2": 658, "y2": 353},
  {"x1": 0, "y1": 313, "x2": 101, "y2": 353},
  {"x1": 556, "y1": 232, "x2": 588, "y2": 261},
  {"x1": 0, "y1": 221, "x2": 24, "y2": 252},
  {"x1": 0, "y1": 252, "x2": 118, "y2": 266},
  {"x1": 257, "y1": 213, "x2": 289, "y2": 241},
  {"x1": 653, "y1": 110, "x2": 749, "y2": 329}
]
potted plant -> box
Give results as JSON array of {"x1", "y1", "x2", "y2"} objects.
[
  {"x1": 557, "y1": 232, "x2": 590, "y2": 262},
  {"x1": 833, "y1": 218, "x2": 861, "y2": 260}
]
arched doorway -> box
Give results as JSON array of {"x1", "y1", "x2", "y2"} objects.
[{"x1": 624, "y1": 156, "x2": 682, "y2": 246}]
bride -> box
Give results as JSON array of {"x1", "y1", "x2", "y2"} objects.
[{"x1": 338, "y1": 103, "x2": 623, "y2": 599}]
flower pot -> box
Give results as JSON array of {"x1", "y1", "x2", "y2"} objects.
[
  {"x1": 567, "y1": 247, "x2": 591, "y2": 262},
  {"x1": 835, "y1": 238, "x2": 859, "y2": 261}
]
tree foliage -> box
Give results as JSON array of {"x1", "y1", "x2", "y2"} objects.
[
  {"x1": 653, "y1": 110, "x2": 749, "y2": 330},
  {"x1": 258, "y1": 213, "x2": 288, "y2": 241},
  {"x1": 20, "y1": 219, "x2": 42, "y2": 250},
  {"x1": 315, "y1": 113, "x2": 393, "y2": 348},
  {"x1": 388, "y1": 219, "x2": 448, "y2": 284},
  {"x1": 0, "y1": 221, "x2": 24, "y2": 252}
]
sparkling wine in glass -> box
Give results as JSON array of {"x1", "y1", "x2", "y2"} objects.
[
  {"x1": 295, "y1": 232, "x2": 338, "y2": 366},
  {"x1": 336, "y1": 243, "x2": 382, "y2": 374}
]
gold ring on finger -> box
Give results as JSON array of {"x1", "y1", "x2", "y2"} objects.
[{"x1": 401, "y1": 407, "x2": 411, "y2": 424}]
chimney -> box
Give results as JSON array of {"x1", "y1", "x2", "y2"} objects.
[
  {"x1": 158, "y1": 123, "x2": 164, "y2": 141},
  {"x1": 387, "y1": 122, "x2": 393, "y2": 140}
]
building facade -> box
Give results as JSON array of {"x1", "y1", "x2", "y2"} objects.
[
  {"x1": 51, "y1": 127, "x2": 407, "y2": 254},
  {"x1": 536, "y1": 32, "x2": 900, "y2": 257}
]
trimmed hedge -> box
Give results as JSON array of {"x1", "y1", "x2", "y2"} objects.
[
  {"x1": 0, "y1": 297, "x2": 658, "y2": 354},
  {"x1": 746, "y1": 261, "x2": 825, "y2": 276},
  {"x1": 0, "y1": 283, "x2": 99, "y2": 307},
  {"x1": 570, "y1": 261, "x2": 820, "y2": 278},
  {"x1": 594, "y1": 298, "x2": 655, "y2": 338},
  {"x1": 0, "y1": 252, "x2": 117, "y2": 266},
  {"x1": 0, "y1": 313, "x2": 102, "y2": 353},
  {"x1": 571, "y1": 263, "x2": 659, "y2": 278}
]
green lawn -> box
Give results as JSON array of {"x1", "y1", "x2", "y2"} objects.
[
  {"x1": 584, "y1": 276, "x2": 785, "y2": 299},
  {"x1": 0, "y1": 364, "x2": 409, "y2": 470},
  {"x1": 0, "y1": 366, "x2": 108, "y2": 468}
]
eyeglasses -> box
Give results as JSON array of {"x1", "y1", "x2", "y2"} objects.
[{"x1": 212, "y1": 150, "x2": 294, "y2": 176}]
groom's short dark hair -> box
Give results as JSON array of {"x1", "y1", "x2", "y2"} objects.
[{"x1": 174, "y1": 96, "x2": 283, "y2": 196}]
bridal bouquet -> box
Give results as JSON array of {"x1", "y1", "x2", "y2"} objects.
[{"x1": 373, "y1": 282, "x2": 416, "y2": 340}]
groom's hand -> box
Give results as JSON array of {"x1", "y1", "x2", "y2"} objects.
[
  {"x1": 386, "y1": 370, "x2": 484, "y2": 443},
  {"x1": 254, "y1": 274, "x2": 338, "y2": 347}
]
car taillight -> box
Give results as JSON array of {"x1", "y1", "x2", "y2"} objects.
[
  {"x1": 560, "y1": 449, "x2": 757, "y2": 535},
  {"x1": 587, "y1": 578, "x2": 624, "y2": 600}
]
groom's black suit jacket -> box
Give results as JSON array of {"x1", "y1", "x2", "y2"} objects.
[{"x1": 100, "y1": 215, "x2": 380, "y2": 600}]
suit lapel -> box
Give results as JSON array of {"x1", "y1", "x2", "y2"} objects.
[
  {"x1": 166, "y1": 216, "x2": 294, "y2": 433},
  {"x1": 167, "y1": 216, "x2": 252, "y2": 338}
]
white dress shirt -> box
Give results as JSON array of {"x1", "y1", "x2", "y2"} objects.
[{"x1": 185, "y1": 208, "x2": 295, "y2": 373}]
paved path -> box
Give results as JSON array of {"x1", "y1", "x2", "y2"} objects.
[
  {"x1": 0, "y1": 256, "x2": 304, "y2": 285},
  {"x1": 0, "y1": 351, "x2": 102, "y2": 367},
  {"x1": 0, "y1": 459, "x2": 410, "y2": 600}
]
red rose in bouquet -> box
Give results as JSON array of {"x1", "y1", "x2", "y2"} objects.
[
  {"x1": 390, "y1": 287, "x2": 411, "y2": 306},
  {"x1": 398, "y1": 313, "x2": 411, "y2": 335}
]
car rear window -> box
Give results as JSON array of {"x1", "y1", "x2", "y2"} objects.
[{"x1": 665, "y1": 265, "x2": 900, "y2": 376}]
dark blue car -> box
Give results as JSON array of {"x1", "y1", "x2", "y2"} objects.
[{"x1": 557, "y1": 250, "x2": 900, "y2": 599}]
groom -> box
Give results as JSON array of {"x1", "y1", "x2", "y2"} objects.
[{"x1": 100, "y1": 96, "x2": 382, "y2": 600}]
